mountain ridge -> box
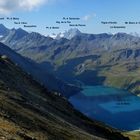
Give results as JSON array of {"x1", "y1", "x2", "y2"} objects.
[{"x1": 0, "y1": 42, "x2": 81, "y2": 97}]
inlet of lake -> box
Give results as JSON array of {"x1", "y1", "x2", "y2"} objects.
[{"x1": 69, "y1": 86, "x2": 140, "y2": 131}]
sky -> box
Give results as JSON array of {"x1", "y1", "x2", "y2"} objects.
[{"x1": 0, "y1": 0, "x2": 140, "y2": 36}]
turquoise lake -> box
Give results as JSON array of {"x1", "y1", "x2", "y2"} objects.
[{"x1": 69, "y1": 86, "x2": 140, "y2": 131}]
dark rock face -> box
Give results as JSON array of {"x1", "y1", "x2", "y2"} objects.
[{"x1": 0, "y1": 24, "x2": 10, "y2": 36}]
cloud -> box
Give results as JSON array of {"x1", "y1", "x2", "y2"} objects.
[
  {"x1": 82, "y1": 13, "x2": 96, "y2": 21},
  {"x1": 0, "y1": 0, "x2": 48, "y2": 15}
]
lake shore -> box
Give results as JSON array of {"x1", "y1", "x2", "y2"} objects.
[{"x1": 123, "y1": 130, "x2": 140, "y2": 140}]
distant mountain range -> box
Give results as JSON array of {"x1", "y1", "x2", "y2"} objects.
[{"x1": 1, "y1": 24, "x2": 140, "y2": 95}]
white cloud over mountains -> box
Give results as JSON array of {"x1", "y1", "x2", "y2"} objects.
[
  {"x1": 82, "y1": 13, "x2": 96, "y2": 21},
  {"x1": 0, "y1": 0, "x2": 48, "y2": 14}
]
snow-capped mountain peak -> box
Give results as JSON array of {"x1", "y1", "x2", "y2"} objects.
[{"x1": 49, "y1": 28, "x2": 82, "y2": 40}]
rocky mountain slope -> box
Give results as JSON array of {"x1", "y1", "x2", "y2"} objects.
[
  {"x1": 0, "y1": 42, "x2": 80, "y2": 97},
  {"x1": 0, "y1": 24, "x2": 9, "y2": 37},
  {"x1": 0, "y1": 54, "x2": 129, "y2": 140}
]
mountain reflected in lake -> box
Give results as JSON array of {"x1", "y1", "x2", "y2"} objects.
[{"x1": 69, "y1": 86, "x2": 140, "y2": 131}]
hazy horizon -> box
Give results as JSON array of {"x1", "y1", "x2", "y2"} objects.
[{"x1": 0, "y1": 0, "x2": 140, "y2": 36}]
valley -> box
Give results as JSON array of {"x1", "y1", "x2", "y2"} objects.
[
  {"x1": 0, "y1": 24, "x2": 140, "y2": 139},
  {"x1": 0, "y1": 53, "x2": 129, "y2": 140},
  {"x1": 1, "y1": 25, "x2": 140, "y2": 96}
]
